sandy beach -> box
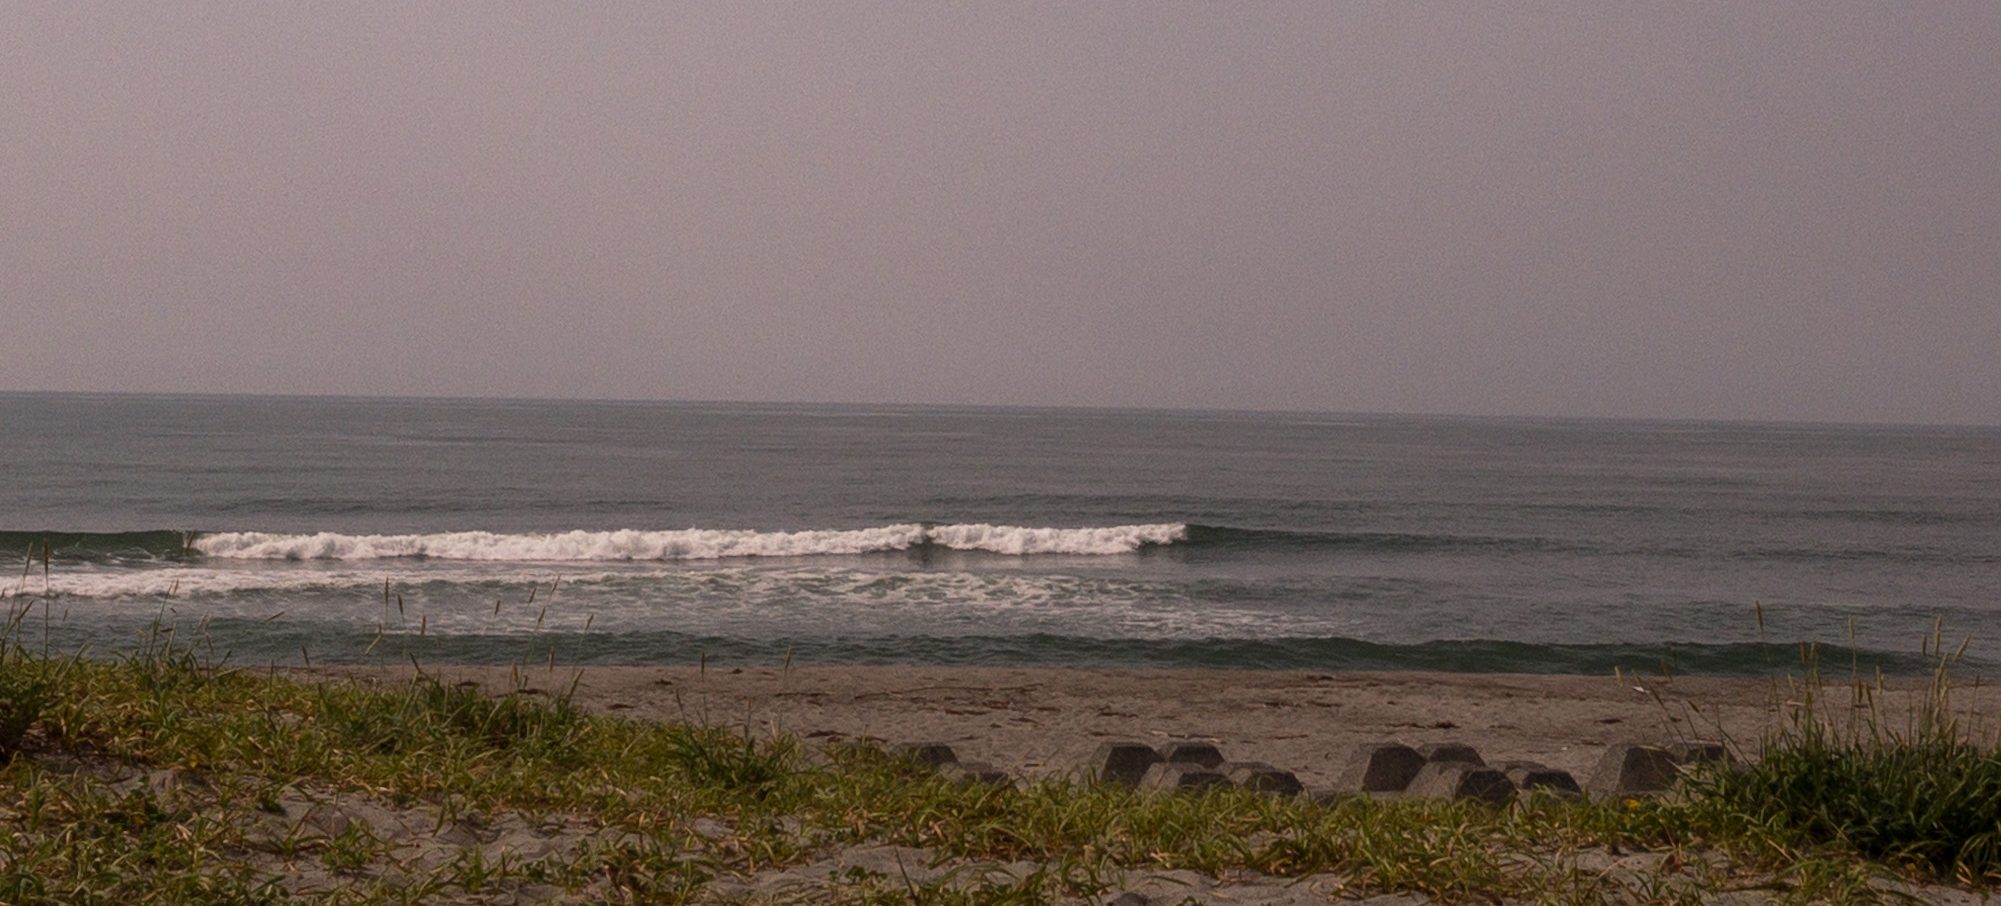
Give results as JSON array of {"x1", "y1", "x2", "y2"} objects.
[{"x1": 298, "y1": 664, "x2": 2001, "y2": 786}]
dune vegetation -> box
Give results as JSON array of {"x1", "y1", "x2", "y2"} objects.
[{"x1": 3, "y1": 598, "x2": 1999, "y2": 904}]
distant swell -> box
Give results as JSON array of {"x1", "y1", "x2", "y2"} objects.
[
  {"x1": 1178, "y1": 524, "x2": 1576, "y2": 554},
  {"x1": 0, "y1": 530, "x2": 194, "y2": 563},
  {"x1": 190, "y1": 523, "x2": 1189, "y2": 561}
]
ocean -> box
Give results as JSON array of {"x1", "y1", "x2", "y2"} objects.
[{"x1": 2, "y1": 393, "x2": 1996, "y2": 674}]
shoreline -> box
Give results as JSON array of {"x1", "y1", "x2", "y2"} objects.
[{"x1": 294, "y1": 664, "x2": 2001, "y2": 787}]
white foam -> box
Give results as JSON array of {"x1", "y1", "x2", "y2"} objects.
[
  {"x1": 189, "y1": 523, "x2": 1187, "y2": 561},
  {"x1": 7, "y1": 568, "x2": 410, "y2": 599},
  {"x1": 191, "y1": 526, "x2": 928, "y2": 560},
  {"x1": 24, "y1": 564, "x2": 1308, "y2": 640},
  {"x1": 926, "y1": 523, "x2": 1186, "y2": 555}
]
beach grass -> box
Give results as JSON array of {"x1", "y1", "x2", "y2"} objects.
[
  {"x1": 1679, "y1": 634, "x2": 2001, "y2": 887},
  {"x1": 2, "y1": 607, "x2": 1997, "y2": 902}
]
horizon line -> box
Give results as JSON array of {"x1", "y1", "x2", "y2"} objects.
[{"x1": 1, "y1": 387, "x2": 1995, "y2": 432}]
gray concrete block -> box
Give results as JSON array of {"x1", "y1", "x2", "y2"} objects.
[
  {"x1": 1588, "y1": 744, "x2": 1681, "y2": 796},
  {"x1": 1503, "y1": 764, "x2": 1582, "y2": 798},
  {"x1": 1309, "y1": 788, "x2": 1358, "y2": 807},
  {"x1": 1222, "y1": 761, "x2": 1304, "y2": 796},
  {"x1": 1139, "y1": 762, "x2": 1233, "y2": 792},
  {"x1": 1405, "y1": 762, "x2": 1515, "y2": 806},
  {"x1": 1336, "y1": 743, "x2": 1426, "y2": 793},
  {"x1": 1672, "y1": 741, "x2": 1731, "y2": 766},
  {"x1": 894, "y1": 742, "x2": 959, "y2": 769},
  {"x1": 1157, "y1": 741, "x2": 1225, "y2": 768},
  {"x1": 938, "y1": 760, "x2": 1010, "y2": 786},
  {"x1": 1418, "y1": 742, "x2": 1485, "y2": 766},
  {"x1": 1089, "y1": 741, "x2": 1164, "y2": 786}
]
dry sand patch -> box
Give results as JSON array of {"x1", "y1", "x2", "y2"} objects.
[{"x1": 302, "y1": 664, "x2": 2001, "y2": 786}]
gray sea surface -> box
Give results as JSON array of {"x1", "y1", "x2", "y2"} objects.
[{"x1": 2, "y1": 393, "x2": 1996, "y2": 674}]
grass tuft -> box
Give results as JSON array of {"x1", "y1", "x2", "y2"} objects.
[{"x1": 1685, "y1": 639, "x2": 2001, "y2": 884}]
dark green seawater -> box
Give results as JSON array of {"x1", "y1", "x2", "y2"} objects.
[{"x1": 3, "y1": 393, "x2": 1997, "y2": 674}]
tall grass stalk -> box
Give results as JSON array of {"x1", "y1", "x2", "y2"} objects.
[{"x1": 1686, "y1": 628, "x2": 2001, "y2": 884}]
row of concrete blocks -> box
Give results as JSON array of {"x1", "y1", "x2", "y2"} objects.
[
  {"x1": 1303, "y1": 739, "x2": 1731, "y2": 806},
  {"x1": 896, "y1": 740, "x2": 1730, "y2": 806}
]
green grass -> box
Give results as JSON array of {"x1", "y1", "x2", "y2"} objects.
[
  {"x1": 1682, "y1": 638, "x2": 2001, "y2": 885},
  {"x1": 1, "y1": 613, "x2": 1996, "y2": 902}
]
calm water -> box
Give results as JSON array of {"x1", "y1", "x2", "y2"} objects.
[{"x1": 3, "y1": 393, "x2": 1997, "y2": 674}]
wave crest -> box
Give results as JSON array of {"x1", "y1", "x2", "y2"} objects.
[
  {"x1": 926, "y1": 523, "x2": 1185, "y2": 555},
  {"x1": 190, "y1": 523, "x2": 1187, "y2": 561}
]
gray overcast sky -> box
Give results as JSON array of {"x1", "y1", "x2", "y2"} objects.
[{"x1": 4, "y1": 2, "x2": 1998, "y2": 424}]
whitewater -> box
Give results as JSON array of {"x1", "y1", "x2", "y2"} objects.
[{"x1": 189, "y1": 523, "x2": 1189, "y2": 561}]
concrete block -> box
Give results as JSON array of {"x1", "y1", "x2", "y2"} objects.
[
  {"x1": 1672, "y1": 741, "x2": 1731, "y2": 766},
  {"x1": 894, "y1": 742, "x2": 959, "y2": 769},
  {"x1": 1089, "y1": 741, "x2": 1163, "y2": 786},
  {"x1": 1588, "y1": 744, "x2": 1681, "y2": 796},
  {"x1": 1405, "y1": 762, "x2": 1515, "y2": 806},
  {"x1": 938, "y1": 760, "x2": 1010, "y2": 786},
  {"x1": 1502, "y1": 763, "x2": 1582, "y2": 798},
  {"x1": 1336, "y1": 743, "x2": 1426, "y2": 793},
  {"x1": 1417, "y1": 742, "x2": 1485, "y2": 766},
  {"x1": 1157, "y1": 741, "x2": 1225, "y2": 768},
  {"x1": 1309, "y1": 788, "x2": 1358, "y2": 807},
  {"x1": 1139, "y1": 762, "x2": 1233, "y2": 792},
  {"x1": 1222, "y1": 761, "x2": 1304, "y2": 796}
]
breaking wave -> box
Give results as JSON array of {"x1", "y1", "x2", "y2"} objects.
[
  {"x1": 189, "y1": 523, "x2": 1188, "y2": 561},
  {"x1": 0, "y1": 530, "x2": 194, "y2": 563},
  {"x1": 10, "y1": 524, "x2": 1961, "y2": 564}
]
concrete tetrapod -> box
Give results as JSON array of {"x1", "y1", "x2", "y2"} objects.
[
  {"x1": 894, "y1": 742, "x2": 959, "y2": 770},
  {"x1": 1417, "y1": 742, "x2": 1486, "y2": 766},
  {"x1": 1672, "y1": 741, "x2": 1732, "y2": 767},
  {"x1": 1139, "y1": 762, "x2": 1233, "y2": 792},
  {"x1": 1222, "y1": 761, "x2": 1305, "y2": 796},
  {"x1": 1406, "y1": 762, "x2": 1516, "y2": 806},
  {"x1": 1156, "y1": 741, "x2": 1226, "y2": 769},
  {"x1": 938, "y1": 761, "x2": 1011, "y2": 787},
  {"x1": 1497, "y1": 761, "x2": 1582, "y2": 799},
  {"x1": 1587, "y1": 744, "x2": 1682, "y2": 797},
  {"x1": 1335, "y1": 743, "x2": 1427, "y2": 794},
  {"x1": 1089, "y1": 742, "x2": 1164, "y2": 786}
]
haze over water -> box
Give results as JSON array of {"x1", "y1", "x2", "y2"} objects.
[{"x1": 4, "y1": 394, "x2": 1996, "y2": 674}]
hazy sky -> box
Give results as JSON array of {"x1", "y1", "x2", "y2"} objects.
[{"x1": 5, "y1": 2, "x2": 1997, "y2": 424}]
